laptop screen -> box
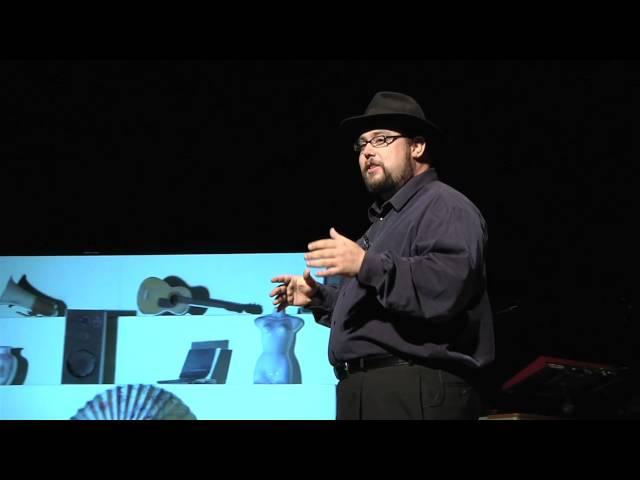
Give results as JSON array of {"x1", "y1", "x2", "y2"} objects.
[{"x1": 180, "y1": 348, "x2": 216, "y2": 379}]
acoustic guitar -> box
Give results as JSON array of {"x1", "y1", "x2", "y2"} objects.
[{"x1": 137, "y1": 277, "x2": 263, "y2": 315}]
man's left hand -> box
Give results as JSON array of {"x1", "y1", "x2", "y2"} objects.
[{"x1": 305, "y1": 227, "x2": 366, "y2": 278}]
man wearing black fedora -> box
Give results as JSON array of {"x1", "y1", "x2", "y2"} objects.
[{"x1": 270, "y1": 91, "x2": 494, "y2": 420}]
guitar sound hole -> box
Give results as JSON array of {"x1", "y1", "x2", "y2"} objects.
[{"x1": 168, "y1": 294, "x2": 179, "y2": 307}]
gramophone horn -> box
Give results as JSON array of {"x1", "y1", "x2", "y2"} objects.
[{"x1": 1, "y1": 277, "x2": 60, "y2": 316}]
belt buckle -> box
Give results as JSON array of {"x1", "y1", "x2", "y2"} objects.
[{"x1": 343, "y1": 361, "x2": 350, "y2": 374}]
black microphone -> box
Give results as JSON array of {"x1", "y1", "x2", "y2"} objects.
[{"x1": 358, "y1": 235, "x2": 370, "y2": 250}]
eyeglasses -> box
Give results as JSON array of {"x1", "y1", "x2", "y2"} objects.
[{"x1": 353, "y1": 134, "x2": 409, "y2": 153}]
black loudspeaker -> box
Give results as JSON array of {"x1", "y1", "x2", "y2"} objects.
[{"x1": 61, "y1": 309, "x2": 133, "y2": 384}]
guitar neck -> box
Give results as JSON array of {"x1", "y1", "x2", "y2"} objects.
[{"x1": 173, "y1": 295, "x2": 262, "y2": 314}]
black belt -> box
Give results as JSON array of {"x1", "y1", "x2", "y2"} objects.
[{"x1": 333, "y1": 354, "x2": 411, "y2": 380}]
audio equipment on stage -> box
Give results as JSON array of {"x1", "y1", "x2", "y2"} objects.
[{"x1": 502, "y1": 356, "x2": 623, "y2": 394}]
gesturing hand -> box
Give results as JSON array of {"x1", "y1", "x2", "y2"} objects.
[
  {"x1": 305, "y1": 227, "x2": 366, "y2": 278},
  {"x1": 270, "y1": 269, "x2": 319, "y2": 311}
]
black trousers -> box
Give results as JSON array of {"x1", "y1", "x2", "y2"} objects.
[{"x1": 336, "y1": 363, "x2": 483, "y2": 420}]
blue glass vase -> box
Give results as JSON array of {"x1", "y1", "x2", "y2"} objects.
[{"x1": 0, "y1": 346, "x2": 18, "y2": 385}]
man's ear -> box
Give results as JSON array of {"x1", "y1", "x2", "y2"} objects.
[{"x1": 411, "y1": 136, "x2": 427, "y2": 160}]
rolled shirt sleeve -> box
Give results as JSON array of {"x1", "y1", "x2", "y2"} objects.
[{"x1": 308, "y1": 284, "x2": 339, "y2": 327}]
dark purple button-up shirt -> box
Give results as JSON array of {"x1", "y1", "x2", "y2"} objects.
[{"x1": 310, "y1": 168, "x2": 495, "y2": 372}]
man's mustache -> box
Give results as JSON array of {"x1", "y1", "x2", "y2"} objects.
[{"x1": 364, "y1": 161, "x2": 383, "y2": 170}]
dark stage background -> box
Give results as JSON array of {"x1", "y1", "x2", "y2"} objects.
[{"x1": 0, "y1": 60, "x2": 636, "y2": 389}]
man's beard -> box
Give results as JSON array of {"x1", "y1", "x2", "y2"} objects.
[{"x1": 362, "y1": 158, "x2": 413, "y2": 198}]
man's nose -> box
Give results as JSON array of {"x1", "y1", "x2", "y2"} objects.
[{"x1": 362, "y1": 143, "x2": 376, "y2": 156}]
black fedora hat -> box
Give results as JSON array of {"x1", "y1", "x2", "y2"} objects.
[{"x1": 340, "y1": 91, "x2": 442, "y2": 141}]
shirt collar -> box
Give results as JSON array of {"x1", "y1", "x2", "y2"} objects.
[{"x1": 368, "y1": 168, "x2": 439, "y2": 221}]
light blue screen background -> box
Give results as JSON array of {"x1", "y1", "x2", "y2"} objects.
[{"x1": 0, "y1": 254, "x2": 337, "y2": 419}]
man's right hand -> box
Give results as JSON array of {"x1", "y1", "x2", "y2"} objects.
[{"x1": 270, "y1": 269, "x2": 319, "y2": 311}]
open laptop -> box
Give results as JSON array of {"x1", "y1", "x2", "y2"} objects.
[{"x1": 158, "y1": 340, "x2": 232, "y2": 384}]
